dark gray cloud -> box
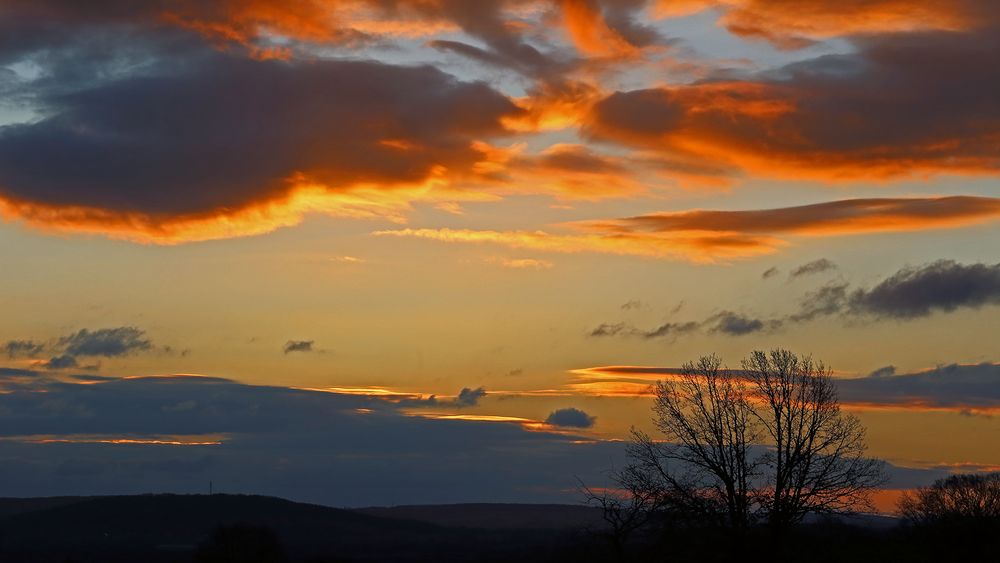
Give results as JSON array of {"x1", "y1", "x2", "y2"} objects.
[
  {"x1": 0, "y1": 367, "x2": 40, "y2": 379},
  {"x1": 790, "y1": 282, "x2": 850, "y2": 322},
  {"x1": 589, "y1": 322, "x2": 629, "y2": 337},
  {"x1": 761, "y1": 267, "x2": 780, "y2": 280},
  {"x1": 59, "y1": 327, "x2": 151, "y2": 358},
  {"x1": 591, "y1": 260, "x2": 999, "y2": 344},
  {"x1": 641, "y1": 321, "x2": 700, "y2": 339},
  {"x1": 585, "y1": 27, "x2": 1000, "y2": 178},
  {"x1": 0, "y1": 42, "x2": 518, "y2": 221},
  {"x1": 788, "y1": 261, "x2": 1000, "y2": 321},
  {"x1": 282, "y1": 340, "x2": 314, "y2": 355},
  {"x1": 455, "y1": 387, "x2": 487, "y2": 407},
  {"x1": 43, "y1": 355, "x2": 79, "y2": 370},
  {"x1": 789, "y1": 258, "x2": 837, "y2": 279},
  {"x1": 838, "y1": 362, "x2": 1000, "y2": 413},
  {"x1": 0, "y1": 365, "x2": 962, "y2": 502},
  {"x1": 848, "y1": 260, "x2": 1000, "y2": 319},
  {"x1": 1, "y1": 327, "x2": 160, "y2": 373},
  {"x1": 867, "y1": 365, "x2": 897, "y2": 378},
  {"x1": 706, "y1": 311, "x2": 771, "y2": 336},
  {"x1": 620, "y1": 300, "x2": 643, "y2": 310},
  {"x1": 591, "y1": 312, "x2": 766, "y2": 340},
  {"x1": 545, "y1": 407, "x2": 596, "y2": 428},
  {"x1": 3, "y1": 339, "x2": 44, "y2": 359},
  {"x1": 0, "y1": 374, "x2": 621, "y2": 505}
]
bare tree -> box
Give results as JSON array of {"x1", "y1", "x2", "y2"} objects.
[
  {"x1": 579, "y1": 464, "x2": 672, "y2": 562},
  {"x1": 899, "y1": 472, "x2": 1000, "y2": 525},
  {"x1": 589, "y1": 350, "x2": 885, "y2": 536},
  {"x1": 743, "y1": 349, "x2": 886, "y2": 528},
  {"x1": 648, "y1": 354, "x2": 761, "y2": 528}
]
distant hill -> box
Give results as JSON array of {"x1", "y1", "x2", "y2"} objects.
[
  {"x1": 0, "y1": 494, "x2": 595, "y2": 562},
  {"x1": 358, "y1": 503, "x2": 605, "y2": 530},
  {"x1": 0, "y1": 495, "x2": 90, "y2": 519}
]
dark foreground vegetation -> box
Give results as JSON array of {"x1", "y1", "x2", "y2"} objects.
[
  {"x1": 0, "y1": 489, "x2": 997, "y2": 563},
  {"x1": 0, "y1": 494, "x2": 598, "y2": 563}
]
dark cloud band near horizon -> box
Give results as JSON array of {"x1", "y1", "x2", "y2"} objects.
[{"x1": 0, "y1": 369, "x2": 954, "y2": 503}]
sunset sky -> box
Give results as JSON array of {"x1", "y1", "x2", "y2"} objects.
[{"x1": 0, "y1": 0, "x2": 998, "y2": 507}]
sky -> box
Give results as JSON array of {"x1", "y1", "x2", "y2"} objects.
[{"x1": 0, "y1": 0, "x2": 998, "y2": 508}]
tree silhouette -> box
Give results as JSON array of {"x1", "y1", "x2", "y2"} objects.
[
  {"x1": 898, "y1": 472, "x2": 1000, "y2": 525},
  {"x1": 580, "y1": 464, "x2": 676, "y2": 561},
  {"x1": 641, "y1": 354, "x2": 760, "y2": 529},
  {"x1": 743, "y1": 349, "x2": 886, "y2": 529},
  {"x1": 587, "y1": 349, "x2": 885, "y2": 543}
]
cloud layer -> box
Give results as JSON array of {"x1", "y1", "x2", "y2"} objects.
[
  {"x1": 589, "y1": 260, "x2": 1000, "y2": 338},
  {"x1": 0, "y1": 373, "x2": 621, "y2": 504},
  {"x1": 1, "y1": 1, "x2": 1000, "y2": 246},
  {"x1": 573, "y1": 362, "x2": 1000, "y2": 414},
  {"x1": 2, "y1": 327, "x2": 159, "y2": 371},
  {"x1": 382, "y1": 197, "x2": 1000, "y2": 263}
]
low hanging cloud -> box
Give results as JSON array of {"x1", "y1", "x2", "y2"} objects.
[
  {"x1": 3, "y1": 340, "x2": 44, "y2": 359},
  {"x1": 545, "y1": 407, "x2": 596, "y2": 428},
  {"x1": 837, "y1": 362, "x2": 1000, "y2": 414},
  {"x1": 848, "y1": 260, "x2": 1000, "y2": 319},
  {"x1": 790, "y1": 260, "x2": 1000, "y2": 321},
  {"x1": 590, "y1": 260, "x2": 1000, "y2": 342},
  {"x1": 377, "y1": 196, "x2": 1000, "y2": 263},
  {"x1": 0, "y1": 373, "x2": 624, "y2": 505},
  {"x1": 42, "y1": 355, "x2": 80, "y2": 370},
  {"x1": 706, "y1": 311, "x2": 770, "y2": 336},
  {"x1": 572, "y1": 362, "x2": 1000, "y2": 415},
  {"x1": 58, "y1": 327, "x2": 152, "y2": 358},
  {"x1": 868, "y1": 366, "x2": 897, "y2": 378},
  {"x1": 2, "y1": 326, "x2": 158, "y2": 371},
  {"x1": 283, "y1": 340, "x2": 315, "y2": 355},
  {"x1": 789, "y1": 258, "x2": 837, "y2": 279},
  {"x1": 455, "y1": 387, "x2": 488, "y2": 407}
]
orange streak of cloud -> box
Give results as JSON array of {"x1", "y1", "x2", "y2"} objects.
[
  {"x1": 374, "y1": 227, "x2": 784, "y2": 263},
  {"x1": 560, "y1": 0, "x2": 639, "y2": 58}
]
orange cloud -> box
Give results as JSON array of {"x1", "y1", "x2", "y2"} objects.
[
  {"x1": 159, "y1": 0, "x2": 349, "y2": 48},
  {"x1": 561, "y1": 0, "x2": 640, "y2": 58},
  {"x1": 485, "y1": 257, "x2": 555, "y2": 270},
  {"x1": 374, "y1": 196, "x2": 1000, "y2": 262},
  {"x1": 0, "y1": 54, "x2": 521, "y2": 243},
  {"x1": 504, "y1": 81, "x2": 603, "y2": 133},
  {"x1": 570, "y1": 362, "x2": 1000, "y2": 414},
  {"x1": 474, "y1": 142, "x2": 649, "y2": 200},
  {"x1": 654, "y1": 1, "x2": 998, "y2": 47},
  {"x1": 586, "y1": 197, "x2": 1000, "y2": 237},
  {"x1": 374, "y1": 226, "x2": 784, "y2": 263},
  {"x1": 0, "y1": 180, "x2": 478, "y2": 244},
  {"x1": 586, "y1": 24, "x2": 1000, "y2": 181},
  {"x1": 2, "y1": 434, "x2": 225, "y2": 446}
]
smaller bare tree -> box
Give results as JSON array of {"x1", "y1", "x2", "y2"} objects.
[
  {"x1": 899, "y1": 472, "x2": 1000, "y2": 525},
  {"x1": 580, "y1": 464, "x2": 672, "y2": 562},
  {"x1": 742, "y1": 350, "x2": 887, "y2": 528},
  {"x1": 647, "y1": 354, "x2": 762, "y2": 529}
]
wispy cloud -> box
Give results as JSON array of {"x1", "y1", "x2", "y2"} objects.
[{"x1": 376, "y1": 197, "x2": 1000, "y2": 263}]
